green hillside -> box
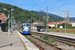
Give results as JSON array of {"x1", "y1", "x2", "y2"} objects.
[
  {"x1": 0, "y1": 2, "x2": 42, "y2": 23},
  {"x1": 31, "y1": 11, "x2": 64, "y2": 22},
  {"x1": 0, "y1": 2, "x2": 64, "y2": 24}
]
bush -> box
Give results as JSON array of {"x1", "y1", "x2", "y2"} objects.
[
  {"x1": 47, "y1": 39, "x2": 51, "y2": 43},
  {"x1": 50, "y1": 39, "x2": 55, "y2": 42},
  {"x1": 57, "y1": 30, "x2": 59, "y2": 32},
  {"x1": 40, "y1": 36, "x2": 42, "y2": 38},
  {"x1": 51, "y1": 27, "x2": 56, "y2": 29},
  {"x1": 43, "y1": 34, "x2": 48, "y2": 40}
]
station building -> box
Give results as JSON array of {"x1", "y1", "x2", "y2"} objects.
[{"x1": 0, "y1": 13, "x2": 7, "y2": 32}]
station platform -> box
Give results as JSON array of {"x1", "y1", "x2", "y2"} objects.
[
  {"x1": 33, "y1": 31, "x2": 75, "y2": 39},
  {"x1": 17, "y1": 31, "x2": 39, "y2": 50},
  {"x1": 0, "y1": 30, "x2": 39, "y2": 50},
  {"x1": 0, "y1": 30, "x2": 25, "y2": 50}
]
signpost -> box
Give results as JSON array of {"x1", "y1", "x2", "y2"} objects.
[{"x1": 60, "y1": 26, "x2": 63, "y2": 33}]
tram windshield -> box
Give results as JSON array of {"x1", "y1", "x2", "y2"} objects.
[{"x1": 26, "y1": 24, "x2": 30, "y2": 26}]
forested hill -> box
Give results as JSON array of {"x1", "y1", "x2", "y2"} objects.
[
  {"x1": 31, "y1": 11, "x2": 64, "y2": 22},
  {"x1": 69, "y1": 17, "x2": 75, "y2": 21},
  {"x1": 0, "y1": 2, "x2": 64, "y2": 23},
  {"x1": 0, "y1": 2, "x2": 43, "y2": 23}
]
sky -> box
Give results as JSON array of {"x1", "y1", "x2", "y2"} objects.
[{"x1": 0, "y1": 0, "x2": 75, "y2": 18}]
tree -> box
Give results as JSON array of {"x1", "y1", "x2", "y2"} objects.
[{"x1": 58, "y1": 23, "x2": 72, "y2": 28}]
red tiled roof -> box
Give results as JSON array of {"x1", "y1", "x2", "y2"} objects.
[
  {"x1": 48, "y1": 22, "x2": 56, "y2": 24},
  {"x1": 58, "y1": 21, "x2": 65, "y2": 24},
  {"x1": 0, "y1": 13, "x2": 7, "y2": 21},
  {"x1": 71, "y1": 21, "x2": 75, "y2": 23},
  {"x1": 58, "y1": 21, "x2": 69, "y2": 24},
  {"x1": 48, "y1": 21, "x2": 69, "y2": 25},
  {"x1": 34, "y1": 21, "x2": 43, "y2": 24}
]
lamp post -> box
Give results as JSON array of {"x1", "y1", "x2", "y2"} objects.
[
  {"x1": 11, "y1": 8, "x2": 14, "y2": 33},
  {"x1": 3, "y1": 8, "x2": 10, "y2": 36},
  {"x1": 61, "y1": 10, "x2": 66, "y2": 34}
]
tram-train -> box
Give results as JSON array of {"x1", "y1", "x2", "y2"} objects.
[{"x1": 21, "y1": 23, "x2": 31, "y2": 34}]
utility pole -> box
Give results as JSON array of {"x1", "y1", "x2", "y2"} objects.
[
  {"x1": 61, "y1": 9, "x2": 69, "y2": 34},
  {"x1": 11, "y1": 8, "x2": 14, "y2": 33},
  {"x1": 13, "y1": 16, "x2": 14, "y2": 30},
  {"x1": 3, "y1": 8, "x2": 10, "y2": 36},
  {"x1": 47, "y1": 6, "x2": 48, "y2": 32},
  {"x1": 11, "y1": 8, "x2": 12, "y2": 33},
  {"x1": 8, "y1": 11, "x2": 10, "y2": 35}
]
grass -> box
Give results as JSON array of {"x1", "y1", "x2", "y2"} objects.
[
  {"x1": 54, "y1": 38, "x2": 57, "y2": 40},
  {"x1": 49, "y1": 30, "x2": 75, "y2": 34},
  {"x1": 31, "y1": 32, "x2": 36, "y2": 33},
  {"x1": 54, "y1": 44, "x2": 57, "y2": 46},
  {"x1": 27, "y1": 38, "x2": 30, "y2": 40},
  {"x1": 33, "y1": 40, "x2": 37, "y2": 43},
  {"x1": 73, "y1": 32, "x2": 75, "y2": 34}
]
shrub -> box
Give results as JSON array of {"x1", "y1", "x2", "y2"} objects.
[
  {"x1": 50, "y1": 39, "x2": 55, "y2": 42},
  {"x1": 57, "y1": 30, "x2": 59, "y2": 32},
  {"x1": 43, "y1": 34, "x2": 48, "y2": 40},
  {"x1": 47, "y1": 39, "x2": 51, "y2": 43},
  {"x1": 40, "y1": 36, "x2": 42, "y2": 38},
  {"x1": 69, "y1": 45, "x2": 72, "y2": 47}
]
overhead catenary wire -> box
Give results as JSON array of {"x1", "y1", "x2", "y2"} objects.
[
  {"x1": 49, "y1": 0, "x2": 61, "y2": 8},
  {"x1": 30, "y1": 0, "x2": 39, "y2": 10},
  {"x1": 42, "y1": 0, "x2": 61, "y2": 10}
]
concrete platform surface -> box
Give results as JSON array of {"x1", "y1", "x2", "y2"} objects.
[
  {"x1": 33, "y1": 31, "x2": 75, "y2": 39},
  {"x1": 17, "y1": 31, "x2": 39, "y2": 50},
  {"x1": 0, "y1": 30, "x2": 25, "y2": 50}
]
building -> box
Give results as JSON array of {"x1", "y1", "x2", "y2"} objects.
[
  {"x1": 0, "y1": 13, "x2": 7, "y2": 23},
  {"x1": 33, "y1": 21, "x2": 44, "y2": 26},
  {"x1": 48, "y1": 21, "x2": 69, "y2": 28},
  {"x1": 0, "y1": 13, "x2": 7, "y2": 32},
  {"x1": 48, "y1": 22, "x2": 57, "y2": 28},
  {"x1": 69, "y1": 21, "x2": 75, "y2": 27},
  {"x1": 58, "y1": 21, "x2": 69, "y2": 24},
  {"x1": 31, "y1": 21, "x2": 44, "y2": 30}
]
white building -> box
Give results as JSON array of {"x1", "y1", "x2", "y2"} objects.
[{"x1": 70, "y1": 22, "x2": 75, "y2": 27}]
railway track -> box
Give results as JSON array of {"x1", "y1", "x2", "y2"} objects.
[
  {"x1": 19, "y1": 30, "x2": 75, "y2": 50},
  {"x1": 24, "y1": 35, "x2": 62, "y2": 50},
  {"x1": 31, "y1": 32, "x2": 75, "y2": 50}
]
